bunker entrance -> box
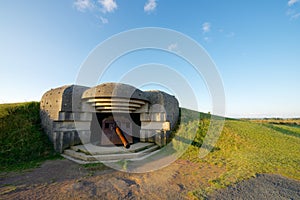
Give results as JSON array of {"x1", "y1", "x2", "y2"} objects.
[{"x1": 90, "y1": 113, "x2": 141, "y2": 147}]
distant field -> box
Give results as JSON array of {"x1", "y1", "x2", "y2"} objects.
[
  {"x1": 249, "y1": 118, "x2": 300, "y2": 126},
  {"x1": 248, "y1": 118, "x2": 300, "y2": 137}
]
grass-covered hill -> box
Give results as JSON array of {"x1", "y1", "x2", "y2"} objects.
[
  {"x1": 0, "y1": 103, "x2": 299, "y2": 197},
  {"x1": 179, "y1": 108, "x2": 300, "y2": 197},
  {"x1": 0, "y1": 102, "x2": 58, "y2": 171}
]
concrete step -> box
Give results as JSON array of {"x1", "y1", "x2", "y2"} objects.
[
  {"x1": 61, "y1": 153, "x2": 99, "y2": 164},
  {"x1": 70, "y1": 142, "x2": 155, "y2": 155},
  {"x1": 62, "y1": 143, "x2": 160, "y2": 163}
]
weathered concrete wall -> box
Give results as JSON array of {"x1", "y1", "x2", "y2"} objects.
[
  {"x1": 140, "y1": 91, "x2": 179, "y2": 146},
  {"x1": 82, "y1": 82, "x2": 148, "y2": 101},
  {"x1": 144, "y1": 90, "x2": 179, "y2": 130},
  {"x1": 40, "y1": 85, "x2": 91, "y2": 153},
  {"x1": 82, "y1": 82, "x2": 149, "y2": 113}
]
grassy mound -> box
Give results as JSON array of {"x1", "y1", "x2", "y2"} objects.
[
  {"x1": 0, "y1": 102, "x2": 58, "y2": 171},
  {"x1": 178, "y1": 108, "x2": 300, "y2": 198}
]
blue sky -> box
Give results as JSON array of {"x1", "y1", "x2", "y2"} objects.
[{"x1": 0, "y1": 0, "x2": 299, "y2": 118}]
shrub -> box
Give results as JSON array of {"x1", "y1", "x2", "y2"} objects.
[{"x1": 0, "y1": 102, "x2": 58, "y2": 171}]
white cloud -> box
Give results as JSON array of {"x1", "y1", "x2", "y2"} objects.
[
  {"x1": 288, "y1": 0, "x2": 299, "y2": 6},
  {"x1": 100, "y1": 16, "x2": 109, "y2": 24},
  {"x1": 99, "y1": 0, "x2": 117, "y2": 13},
  {"x1": 291, "y1": 12, "x2": 300, "y2": 19},
  {"x1": 144, "y1": 0, "x2": 157, "y2": 13},
  {"x1": 286, "y1": 8, "x2": 300, "y2": 20},
  {"x1": 74, "y1": 0, "x2": 94, "y2": 12},
  {"x1": 167, "y1": 43, "x2": 179, "y2": 52},
  {"x1": 202, "y1": 22, "x2": 211, "y2": 33}
]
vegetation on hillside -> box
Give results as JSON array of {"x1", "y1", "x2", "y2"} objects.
[
  {"x1": 249, "y1": 118, "x2": 300, "y2": 126},
  {"x1": 178, "y1": 108, "x2": 300, "y2": 199},
  {"x1": 0, "y1": 102, "x2": 58, "y2": 171}
]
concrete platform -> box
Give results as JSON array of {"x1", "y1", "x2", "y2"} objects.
[
  {"x1": 71, "y1": 142, "x2": 155, "y2": 155},
  {"x1": 62, "y1": 142, "x2": 160, "y2": 164}
]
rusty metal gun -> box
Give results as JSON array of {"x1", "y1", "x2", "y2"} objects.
[{"x1": 115, "y1": 125, "x2": 130, "y2": 149}]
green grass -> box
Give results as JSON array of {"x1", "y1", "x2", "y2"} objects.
[
  {"x1": 250, "y1": 118, "x2": 300, "y2": 126},
  {"x1": 178, "y1": 108, "x2": 300, "y2": 199},
  {"x1": 0, "y1": 102, "x2": 59, "y2": 172},
  {"x1": 264, "y1": 123, "x2": 300, "y2": 137}
]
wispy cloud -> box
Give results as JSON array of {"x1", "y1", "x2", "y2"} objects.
[
  {"x1": 202, "y1": 22, "x2": 211, "y2": 33},
  {"x1": 99, "y1": 0, "x2": 117, "y2": 13},
  {"x1": 288, "y1": 0, "x2": 299, "y2": 6},
  {"x1": 167, "y1": 43, "x2": 180, "y2": 53},
  {"x1": 100, "y1": 16, "x2": 109, "y2": 24},
  {"x1": 286, "y1": 8, "x2": 295, "y2": 15},
  {"x1": 144, "y1": 0, "x2": 157, "y2": 13},
  {"x1": 286, "y1": 8, "x2": 300, "y2": 20},
  {"x1": 74, "y1": 0, "x2": 94, "y2": 12},
  {"x1": 291, "y1": 12, "x2": 300, "y2": 19}
]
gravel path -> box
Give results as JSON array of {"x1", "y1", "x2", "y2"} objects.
[{"x1": 209, "y1": 174, "x2": 300, "y2": 200}]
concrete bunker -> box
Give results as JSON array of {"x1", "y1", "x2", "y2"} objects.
[
  {"x1": 83, "y1": 83, "x2": 149, "y2": 149},
  {"x1": 40, "y1": 83, "x2": 179, "y2": 161}
]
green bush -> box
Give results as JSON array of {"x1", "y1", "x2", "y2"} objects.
[{"x1": 0, "y1": 102, "x2": 58, "y2": 171}]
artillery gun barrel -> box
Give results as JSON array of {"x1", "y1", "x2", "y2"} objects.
[{"x1": 115, "y1": 126, "x2": 130, "y2": 149}]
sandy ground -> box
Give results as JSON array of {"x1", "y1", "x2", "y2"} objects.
[
  {"x1": 1, "y1": 159, "x2": 299, "y2": 199},
  {"x1": 209, "y1": 174, "x2": 300, "y2": 200},
  {"x1": 0, "y1": 159, "x2": 223, "y2": 199}
]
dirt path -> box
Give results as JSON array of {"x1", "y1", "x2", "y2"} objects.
[
  {"x1": 1, "y1": 159, "x2": 299, "y2": 199},
  {"x1": 208, "y1": 174, "x2": 300, "y2": 200},
  {"x1": 0, "y1": 159, "x2": 224, "y2": 199}
]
